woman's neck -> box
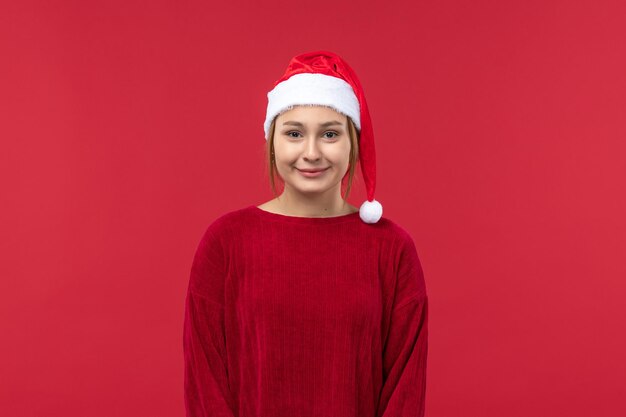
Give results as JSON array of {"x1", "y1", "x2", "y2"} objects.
[{"x1": 258, "y1": 192, "x2": 358, "y2": 218}]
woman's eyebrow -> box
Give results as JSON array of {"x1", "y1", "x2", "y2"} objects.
[{"x1": 282, "y1": 120, "x2": 344, "y2": 127}]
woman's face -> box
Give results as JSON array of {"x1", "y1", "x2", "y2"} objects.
[{"x1": 273, "y1": 105, "x2": 351, "y2": 197}]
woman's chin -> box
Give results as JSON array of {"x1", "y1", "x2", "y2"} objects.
[{"x1": 288, "y1": 179, "x2": 332, "y2": 194}]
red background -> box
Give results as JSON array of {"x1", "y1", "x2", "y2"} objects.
[{"x1": 1, "y1": 1, "x2": 625, "y2": 416}]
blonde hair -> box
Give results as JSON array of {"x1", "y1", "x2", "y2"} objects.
[{"x1": 265, "y1": 113, "x2": 360, "y2": 201}]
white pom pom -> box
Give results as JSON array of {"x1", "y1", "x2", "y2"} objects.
[{"x1": 359, "y1": 199, "x2": 383, "y2": 224}]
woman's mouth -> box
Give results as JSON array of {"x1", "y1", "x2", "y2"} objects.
[{"x1": 297, "y1": 167, "x2": 329, "y2": 178}]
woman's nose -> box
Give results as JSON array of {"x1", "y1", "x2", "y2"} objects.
[{"x1": 303, "y1": 136, "x2": 321, "y2": 160}]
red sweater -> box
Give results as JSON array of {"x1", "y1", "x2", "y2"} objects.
[{"x1": 183, "y1": 205, "x2": 428, "y2": 417}]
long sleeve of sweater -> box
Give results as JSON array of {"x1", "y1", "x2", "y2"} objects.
[
  {"x1": 183, "y1": 205, "x2": 428, "y2": 417},
  {"x1": 183, "y1": 227, "x2": 236, "y2": 417},
  {"x1": 376, "y1": 235, "x2": 429, "y2": 417}
]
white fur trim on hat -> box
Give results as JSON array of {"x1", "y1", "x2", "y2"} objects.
[{"x1": 264, "y1": 73, "x2": 361, "y2": 140}]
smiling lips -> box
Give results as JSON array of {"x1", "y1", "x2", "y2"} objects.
[{"x1": 297, "y1": 167, "x2": 329, "y2": 177}]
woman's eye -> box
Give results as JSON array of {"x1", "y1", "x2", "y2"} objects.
[{"x1": 284, "y1": 131, "x2": 338, "y2": 139}]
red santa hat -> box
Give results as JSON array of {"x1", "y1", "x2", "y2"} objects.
[{"x1": 263, "y1": 50, "x2": 383, "y2": 224}]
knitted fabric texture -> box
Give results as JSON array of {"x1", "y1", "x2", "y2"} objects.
[{"x1": 183, "y1": 205, "x2": 428, "y2": 417}]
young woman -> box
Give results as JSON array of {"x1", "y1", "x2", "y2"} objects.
[{"x1": 183, "y1": 51, "x2": 429, "y2": 417}]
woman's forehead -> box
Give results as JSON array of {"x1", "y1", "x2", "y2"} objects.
[{"x1": 277, "y1": 104, "x2": 348, "y2": 121}]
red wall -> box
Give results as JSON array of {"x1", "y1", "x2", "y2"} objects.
[{"x1": 1, "y1": 1, "x2": 625, "y2": 416}]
